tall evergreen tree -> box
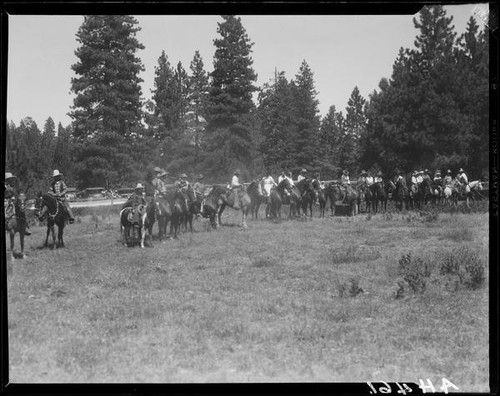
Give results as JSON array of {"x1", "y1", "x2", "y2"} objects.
[
  {"x1": 69, "y1": 15, "x2": 145, "y2": 141},
  {"x1": 342, "y1": 87, "x2": 367, "y2": 174},
  {"x1": 40, "y1": 117, "x2": 56, "y2": 175},
  {"x1": 290, "y1": 60, "x2": 321, "y2": 170},
  {"x1": 317, "y1": 105, "x2": 345, "y2": 179},
  {"x1": 204, "y1": 15, "x2": 258, "y2": 178}
]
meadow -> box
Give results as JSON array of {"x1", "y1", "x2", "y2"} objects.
[{"x1": 6, "y1": 203, "x2": 490, "y2": 390}]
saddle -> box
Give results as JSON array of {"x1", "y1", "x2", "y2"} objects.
[
  {"x1": 4, "y1": 199, "x2": 15, "y2": 220},
  {"x1": 126, "y1": 204, "x2": 146, "y2": 223}
]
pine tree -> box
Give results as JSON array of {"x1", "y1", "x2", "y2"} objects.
[
  {"x1": 40, "y1": 117, "x2": 56, "y2": 176},
  {"x1": 317, "y1": 106, "x2": 345, "y2": 179},
  {"x1": 342, "y1": 87, "x2": 366, "y2": 175},
  {"x1": 70, "y1": 15, "x2": 145, "y2": 141},
  {"x1": 204, "y1": 15, "x2": 258, "y2": 179},
  {"x1": 289, "y1": 60, "x2": 321, "y2": 170}
]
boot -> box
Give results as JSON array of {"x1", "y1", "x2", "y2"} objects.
[
  {"x1": 24, "y1": 225, "x2": 31, "y2": 236},
  {"x1": 66, "y1": 204, "x2": 75, "y2": 224}
]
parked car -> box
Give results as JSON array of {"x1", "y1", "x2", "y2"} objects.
[
  {"x1": 77, "y1": 187, "x2": 106, "y2": 200},
  {"x1": 65, "y1": 188, "x2": 78, "y2": 202},
  {"x1": 116, "y1": 188, "x2": 135, "y2": 198}
]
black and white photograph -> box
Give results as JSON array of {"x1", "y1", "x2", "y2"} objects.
[{"x1": 2, "y1": 2, "x2": 496, "y2": 392}]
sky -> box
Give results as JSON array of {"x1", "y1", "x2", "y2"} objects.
[{"x1": 6, "y1": 4, "x2": 490, "y2": 129}]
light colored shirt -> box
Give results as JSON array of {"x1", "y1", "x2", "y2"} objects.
[
  {"x1": 231, "y1": 175, "x2": 241, "y2": 189},
  {"x1": 297, "y1": 174, "x2": 306, "y2": 182},
  {"x1": 365, "y1": 176, "x2": 374, "y2": 185},
  {"x1": 458, "y1": 173, "x2": 468, "y2": 184},
  {"x1": 374, "y1": 176, "x2": 383, "y2": 183},
  {"x1": 341, "y1": 175, "x2": 350, "y2": 185},
  {"x1": 262, "y1": 176, "x2": 276, "y2": 196},
  {"x1": 416, "y1": 175, "x2": 423, "y2": 184}
]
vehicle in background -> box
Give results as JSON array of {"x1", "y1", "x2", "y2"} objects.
[
  {"x1": 116, "y1": 188, "x2": 135, "y2": 198},
  {"x1": 77, "y1": 187, "x2": 106, "y2": 200},
  {"x1": 66, "y1": 188, "x2": 78, "y2": 202}
]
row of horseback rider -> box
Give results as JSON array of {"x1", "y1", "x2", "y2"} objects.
[{"x1": 4, "y1": 166, "x2": 471, "y2": 229}]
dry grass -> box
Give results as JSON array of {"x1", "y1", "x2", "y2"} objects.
[{"x1": 7, "y1": 207, "x2": 490, "y2": 390}]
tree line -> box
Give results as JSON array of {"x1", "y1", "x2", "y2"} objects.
[{"x1": 5, "y1": 8, "x2": 489, "y2": 196}]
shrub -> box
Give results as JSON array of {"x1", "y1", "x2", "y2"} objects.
[
  {"x1": 440, "y1": 247, "x2": 486, "y2": 290},
  {"x1": 398, "y1": 253, "x2": 431, "y2": 294},
  {"x1": 329, "y1": 244, "x2": 381, "y2": 265}
]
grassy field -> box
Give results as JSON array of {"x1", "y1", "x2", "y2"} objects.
[{"x1": 6, "y1": 203, "x2": 489, "y2": 390}]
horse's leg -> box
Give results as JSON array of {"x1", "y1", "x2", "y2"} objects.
[
  {"x1": 10, "y1": 232, "x2": 16, "y2": 259},
  {"x1": 58, "y1": 225, "x2": 65, "y2": 248},
  {"x1": 19, "y1": 231, "x2": 25, "y2": 258}
]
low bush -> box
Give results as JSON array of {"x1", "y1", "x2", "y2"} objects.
[
  {"x1": 329, "y1": 244, "x2": 381, "y2": 265},
  {"x1": 440, "y1": 247, "x2": 486, "y2": 290},
  {"x1": 398, "y1": 252, "x2": 431, "y2": 294}
]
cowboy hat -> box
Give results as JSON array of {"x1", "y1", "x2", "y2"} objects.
[
  {"x1": 159, "y1": 171, "x2": 168, "y2": 178},
  {"x1": 424, "y1": 169, "x2": 429, "y2": 173},
  {"x1": 360, "y1": 170, "x2": 367, "y2": 175},
  {"x1": 179, "y1": 173, "x2": 188, "y2": 178},
  {"x1": 300, "y1": 168, "x2": 307, "y2": 173},
  {"x1": 435, "y1": 171, "x2": 441, "y2": 175},
  {"x1": 135, "y1": 183, "x2": 144, "y2": 189},
  {"x1": 53, "y1": 169, "x2": 63, "y2": 177},
  {"x1": 5, "y1": 172, "x2": 15, "y2": 181},
  {"x1": 197, "y1": 174, "x2": 204, "y2": 179},
  {"x1": 153, "y1": 166, "x2": 162, "y2": 173},
  {"x1": 458, "y1": 168, "x2": 464, "y2": 172},
  {"x1": 447, "y1": 169, "x2": 452, "y2": 174}
]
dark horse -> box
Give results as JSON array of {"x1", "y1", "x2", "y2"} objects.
[
  {"x1": 369, "y1": 180, "x2": 394, "y2": 213},
  {"x1": 204, "y1": 185, "x2": 251, "y2": 228},
  {"x1": 295, "y1": 179, "x2": 316, "y2": 218},
  {"x1": 311, "y1": 179, "x2": 327, "y2": 218},
  {"x1": 269, "y1": 178, "x2": 293, "y2": 220},
  {"x1": 247, "y1": 179, "x2": 268, "y2": 219},
  {"x1": 419, "y1": 178, "x2": 433, "y2": 207},
  {"x1": 35, "y1": 193, "x2": 69, "y2": 248},
  {"x1": 5, "y1": 194, "x2": 28, "y2": 259},
  {"x1": 324, "y1": 183, "x2": 359, "y2": 216},
  {"x1": 153, "y1": 193, "x2": 172, "y2": 241},
  {"x1": 394, "y1": 178, "x2": 410, "y2": 211},
  {"x1": 183, "y1": 185, "x2": 203, "y2": 232}
]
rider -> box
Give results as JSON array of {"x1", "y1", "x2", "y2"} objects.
[
  {"x1": 152, "y1": 167, "x2": 168, "y2": 195},
  {"x1": 457, "y1": 168, "x2": 468, "y2": 185},
  {"x1": 374, "y1": 171, "x2": 383, "y2": 184},
  {"x1": 122, "y1": 183, "x2": 147, "y2": 222},
  {"x1": 277, "y1": 170, "x2": 287, "y2": 184},
  {"x1": 261, "y1": 171, "x2": 277, "y2": 204},
  {"x1": 443, "y1": 169, "x2": 453, "y2": 187},
  {"x1": 311, "y1": 172, "x2": 322, "y2": 205},
  {"x1": 422, "y1": 169, "x2": 431, "y2": 182},
  {"x1": 230, "y1": 169, "x2": 243, "y2": 210},
  {"x1": 433, "y1": 170, "x2": 442, "y2": 184},
  {"x1": 359, "y1": 170, "x2": 368, "y2": 185},
  {"x1": 48, "y1": 170, "x2": 75, "y2": 224},
  {"x1": 192, "y1": 174, "x2": 205, "y2": 215},
  {"x1": 340, "y1": 169, "x2": 350, "y2": 202},
  {"x1": 411, "y1": 170, "x2": 419, "y2": 186},
  {"x1": 297, "y1": 168, "x2": 307, "y2": 183},
  {"x1": 175, "y1": 173, "x2": 190, "y2": 212},
  {"x1": 5, "y1": 172, "x2": 31, "y2": 235}
]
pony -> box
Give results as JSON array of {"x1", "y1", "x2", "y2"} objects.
[
  {"x1": 247, "y1": 179, "x2": 269, "y2": 219},
  {"x1": 443, "y1": 180, "x2": 459, "y2": 207},
  {"x1": 200, "y1": 186, "x2": 220, "y2": 229},
  {"x1": 205, "y1": 185, "x2": 251, "y2": 228},
  {"x1": 324, "y1": 183, "x2": 358, "y2": 216},
  {"x1": 430, "y1": 180, "x2": 445, "y2": 206},
  {"x1": 295, "y1": 178, "x2": 316, "y2": 218},
  {"x1": 369, "y1": 181, "x2": 392, "y2": 213},
  {"x1": 5, "y1": 193, "x2": 28, "y2": 259},
  {"x1": 34, "y1": 192, "x2": 70, "y2": 249},
  {"x1": 469, "y1": 180, "x2": 485, "y2": 201},
  {"x1": 269, "y1": 178, "x2": 293, "y2": 220},
  {"x1": 311, "y1": 179, "x2": 327, "y2": 218},
  {"x1": 153, "y1": 193, "x2": 172, "y2": 241},
  {"x1": 418, "y1": 178, "x2": 433, "y2": 207},
  {"x1": 120, "y1": 203, "x2": 148, "y2": 248},
  {"x1": 394, "y1": 178, "x2": 410, "y2": 211},
  {"x1": 356, "y1": 181, "x2": 373, "y2": 214}
]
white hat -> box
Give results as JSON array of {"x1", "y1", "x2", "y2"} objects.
[
  {"x1": 5, "y1": 172, "x2": 15, "y2": 180},
  {"x1": 458, "y1": 168, "x2": 464, "y2": 173},
  {"x1": 135, "y1": 183, "x2": 144, "y2": 189},
  {"x1": 53, "y1": 169, "x2": 63, "y2": 177}
]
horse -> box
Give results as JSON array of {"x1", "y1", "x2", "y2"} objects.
[
  {"x1": 468, "y1": 180, "x2": 485, "y2": 201},
  {"x1": 5, "y1": 194, "x2": 28, "y2": 259},
  {"x1": 324, "y1": 183, "x2": 358, "y2": 216},
  {"x1": 34, "y1": 193, "x2": 69, "y2": 249},
  {"x1": 287, "y1": 183, "x2": 303, "y2": 219},
  {"x1": 206, "y1": 185, "x2": 251, "y2": 228},
  {"x1": 200, "y1": 186, "x2": 220, "y2": 229},
  {"x1": 153, "y1": 193, "x2": 172, "y2": 241},
  {"x1": 311, "y1": 179, "x2": 327, "y2": 218},
  {"x1": 247, "y1": 179, "x2": 268, "y2": 219},
  {"x1": 369, "y1": 181, "x2": 393, "y2": 213},
  {"x1": 295, "y1": 179, "x2": 316, "y2": 218},
  {"x1": 418, "y1": 178, "x2": 433, "y2": 207},
  {"x1": 269, "y1": 178, "x2": 293, "y2": 220},
  {"x1": 408, "y1": 180, "x2": 420, "y2": 210},
  {"x1": 394, "y1": 178, "x2": 410, "y2": 211},
  {"x1": 430, "y1": 181, "x2": 445, "y2": 206},
  {"x1": 443, "y1": 180, "x2": 459, "y2": 207},
  {"x1": 120, "y1": 203, "x2": 148, "y2": 248},
  {"x1": 356, "y1": 182, "x2": 373, "y2": 213}
]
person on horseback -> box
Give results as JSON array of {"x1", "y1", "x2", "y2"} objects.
[
  {"x1": 416, "y1": 171, "x2": 424, "y2": 184},
  {"x1": 359, "y1": 170, "x2": 368, "y2": 184},
  {"x1": 411, "y1": 171, "x2": 419, "y2": 186},
  {"x1": 443, "y1": 169, "x2": 453, "y2": 187},
  {"x1": 48, "y1": 170, "x2": 75, "y2": 224},
  {"x1": 374, "y1": 171, "x2": 383, "y2": 184},
  {"x1": 340, "y1": 169, "x2": 350, "y2": 202},
  {"x1": 278, "y1": 170, "x2": 286, "y2": 184},
  {"x1": 122, "y1": 183, "x2": 147, "y2": 222},
  {"x1": 228, "y1": 169, "x2": 245, "y2": 210},
  {"x1": 192, "y1": 174, "x2": 205, "y2": 215},
  {"x1": 175, "y1": 173, "x2": 190, "y2": 212},
  {"x1": 422, "y1": 169, "x2": 431, "y2": 181},
  {"x1": 433, "y1": 170, "x2": 442, "y2": 185},
  {"x1": 5, "y1": 172, "x2": 31, "y2": 235},
  {"x1": 297, "y1": 168, "x2": 307, "y2": 183},
  {"x1": 152, "y1": 167, "x2": 169, "y2": 195},
  {"x1": 261, "y1": 171, "x2": 277, "y2": 204},
  {"x1": 457, "y1": 168, "x2": 468, "y2": 184}
]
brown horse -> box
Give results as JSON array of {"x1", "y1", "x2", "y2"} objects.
[
  {"x1": 206, "y1": 185, "x2": 251, "y2": 228},
  {"x1": 247, "y1": 179, "x2": 268, "y2": 219},
  {"x1": 311, "y1": 179, "x2": 327, "y2": 218},
  {"x1": 295, "y1": 179, "x2": 316, "y2": 218},
  {"x1": 356, "y1": 182, "x2": 373, "y2": 213},
  {"x1": 5, "y1": 194, "x2": 28, "y2": 259},
  {"x1": 324, "y1": 183, "x2": 358, "y2": 216},
  {"x1": 269, "y1": 178, "x2": 293, "y2": 220},
  {"x1": 35, "y1": 193, "x2": 70, "y2": 248}
]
